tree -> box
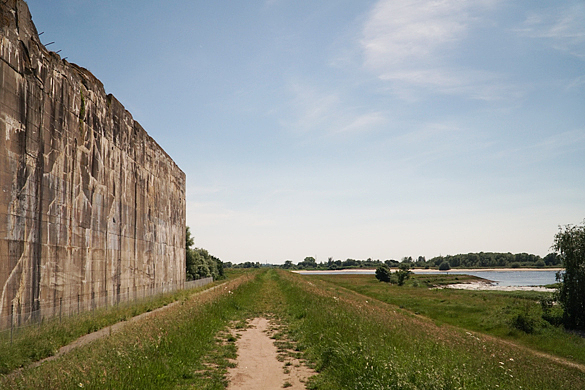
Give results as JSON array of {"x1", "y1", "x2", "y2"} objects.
[
  {"x1": 375, "y1": 265, "x2": 391, "y2": 283},
  {"x1": 401, "y1": 256, "x2": 413, "y2": 263},
  {"x1": 554, "y1": 221, "x2": 585, "y2": 330},
  {"x1": 415, "y1": 256, "x2": 426, "y2": 266},
  {"x1": 298, "y1": 257, "x2": 317, "y2": 269},
  {"x1": 395, "y1": 263, "x2": 412, "y2": 286},
  {"x1": 385, "y1": 259, "x2": 399, "y2": 268},
  {"x1": 186, "y1": 227, "x2": 196, "y2": 280},
  {"x1": 438, "y1": 261, "x2": 451, "y2": 271},
  {"x1": 543, "y1": 253, "x2": 560, "y2": 266},
  {"x1": 185, "y1": 227, "x2": 224, "y2": 281}
]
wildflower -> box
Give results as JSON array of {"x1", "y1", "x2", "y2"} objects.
[{"x1": 78, "y1": 384, "x2": 84, "y2": 388}]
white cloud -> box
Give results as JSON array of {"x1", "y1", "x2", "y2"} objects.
[
  {"x1": 285, "y1": 82, "x2": 341, "y2": 133},
  {"x1": 360, "y1": 0, "x2": 511, "y2": 100},
  {"x1": 281, "y1": 82, "x2": 388, "y2": 135},
  {"x1": 493, "y1": 129, "x2": 585, "y2": 164},
  {"x1": 517, "y1": 3, "x2": 585, "y2": 58},
  {"x1": 334, "y1": 111, "x2": 388, "y2": 134},
  {"x1": 566, "y1": 75, "x2": 585, "y2": 91},
  {"x1": 362, "y1": 0, "x2": 469, "y2": 68},
  {"x1": 378, "y1": 68, "x2": 522, "y2": 101}
]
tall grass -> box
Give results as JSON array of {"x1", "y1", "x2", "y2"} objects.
[
  {"x1": 0, "y1": 281, "x2": 222, "y2": 375},
  {"x1": 2, "y1": 270, "x2": 584, "y2": 389},
  {"x1": 1, "y1": 274, "x2": 260, "y2": 389},
  {"x1": 312, "y1": 273, "x2": 585, "y2": 364},
  {"x1": 274, "y1": 270, "x2": 585, "y2": 389}
]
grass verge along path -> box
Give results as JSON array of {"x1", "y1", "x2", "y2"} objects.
[
  {"x1": 2, "y1": 270, "x2": 584, "y2": 389},
  {"x1": 0, "y1": 278, "x2": 227, "y2": 375}
]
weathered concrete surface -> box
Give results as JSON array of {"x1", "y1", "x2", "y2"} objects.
[{"x1": 0, "y1": 0, "x2": 186, "y2": 328}]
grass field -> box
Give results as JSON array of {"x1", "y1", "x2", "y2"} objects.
[
  {"x1": 1, "y1": 269, "x2": 584, "y2": 389},
  {"x1": 0, "y1": 279, "x2": 225, "y2": 375},
  {"x1": 309, "y1": 273, "x2": 585, "y2": 365}
]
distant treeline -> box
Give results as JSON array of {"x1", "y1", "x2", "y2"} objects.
[
  {"x1": 249, "y1": 252, "x2": 562, "y2": 270},
  {"x1": 427, "y1": 252, "x2": 560, "y2": 268}
]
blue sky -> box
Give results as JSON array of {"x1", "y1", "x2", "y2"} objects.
[{"x1": 26, "y1": 0, "x2": 585, "y2": 263}]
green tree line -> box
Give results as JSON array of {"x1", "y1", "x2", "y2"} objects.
[
  {"x1": 427, "y1": 252, "x2": 560, "y2": 268},
  {"x1": 279, "y1": 252, "x2": 560, "y2": 270},
  {"x1": 185, "y1": 227, "x2": 224, "y2": 281}
]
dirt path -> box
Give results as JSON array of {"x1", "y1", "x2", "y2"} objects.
[{"x1": 227, "y1": 318, "x2": 315, "y2": 390}]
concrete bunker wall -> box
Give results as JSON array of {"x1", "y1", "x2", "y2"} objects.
[{"x1": 0, "y1": 0, "x2": 186, "y2": 328}]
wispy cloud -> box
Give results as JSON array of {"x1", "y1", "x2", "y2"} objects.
[
  {"x1": 376, "y1": 120, "x2": 492, "y2": 170},
  {"x1": 362, "y1": 0, "x2": 469, "y2": 69},
  {"x1": 378, "y1": 68, "x2": 522, "y2": 101},
  {"x1": 334, "y1": 111, "x2": 388, "y2": 135},
  {"x1": 360, "y1": 0, "x2": 512, "y2": 100},
  {"x1": 281, "y1": 82, "x2": 388, "y2": 135},
  {"x1": 491, "y1": 129, "x2": 585, "y2": 165},
  {"x1": 285, "y1": 82, "x2": 341, "y2": 133},
  {"x1": 566, "y1": 75, "x2": 585, "y2": 91},
  {"x1": 516, "y1": 3, "x2": 585, "y2": 58}
]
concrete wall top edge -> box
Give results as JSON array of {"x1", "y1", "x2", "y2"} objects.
[{"x1": 1, "y1": 0, "x2": 184, "y2": 180}]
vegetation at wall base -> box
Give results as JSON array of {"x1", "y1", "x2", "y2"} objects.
[
  {"x1": 0, "y1": 280, "x2": 222, "y2": 375},
  {"x1": 186, "y1": 227, "x2": 225, "y2": 281}
]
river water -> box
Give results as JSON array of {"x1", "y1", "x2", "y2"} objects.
[{"x1": 295, "y1": 269, "x2": 561, "y2": 287}]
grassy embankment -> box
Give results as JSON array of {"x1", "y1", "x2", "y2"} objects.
[
  {"x1": 309, "y1": 273, "x2": 585, "y2": 365},
  {"x1": 0, "y1": 276, "x2": 236, "y2": 375},
  {"x1": 2, "y1": 269, "x2": 585, "y2": 389}
]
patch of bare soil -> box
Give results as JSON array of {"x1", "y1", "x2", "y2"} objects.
[{"x1": 227, "y1": 318, "x2": 315, "y2": 390}]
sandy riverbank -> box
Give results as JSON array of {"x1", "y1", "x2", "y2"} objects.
[
  {"x1": 414, "y1": 268, "x2": 563, "y2": 273},
  {"x1": 442, "y1": 282, "x2": 555, "y2": 292},
  {"x1": 293, "y1": 268, "x2": 563, "y2": 274}
]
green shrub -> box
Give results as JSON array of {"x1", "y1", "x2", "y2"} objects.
[
  {"x1": 375, "y1": 265, "x2": 391, "y2": 283},
  {"x1": 438, "y1": 261, "x2": 451, "y2": 271},
  {"x1": 510, "y1": 312, "x2": 537, "y2": 333}
]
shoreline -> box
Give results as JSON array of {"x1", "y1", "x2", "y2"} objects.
[
  {"x1": 410, "y1": 268, "x2": 563, "y2": 272},
  {"x1": 292, "y1": 268, "x2": 563, "y2": 274},
  {"x1": 442, "y1": 282, "x2": 555, "y2": 292}
]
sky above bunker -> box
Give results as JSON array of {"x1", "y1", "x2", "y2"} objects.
[{"x1": 25, "y1": 0, "x2": 585, "y2": 263}]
